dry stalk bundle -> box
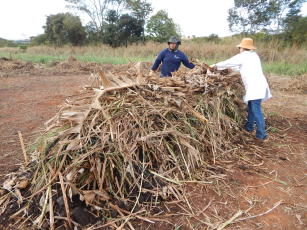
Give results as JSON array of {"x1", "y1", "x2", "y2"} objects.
[{"x1": 0, "y1": 62, "x2": 245, "y2": 229}]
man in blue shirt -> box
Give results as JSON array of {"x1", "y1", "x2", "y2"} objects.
[{"x1": 150, "y1": 36, "x2": 195, "y2": 77}]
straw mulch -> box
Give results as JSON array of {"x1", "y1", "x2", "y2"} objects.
[{"x1": 0, "y1": 63, "x2": 246, "y2": 229}]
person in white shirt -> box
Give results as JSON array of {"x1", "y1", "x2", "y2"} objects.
[{"x1": 211, "y1": 38, "x2": 272, "y2": 140}]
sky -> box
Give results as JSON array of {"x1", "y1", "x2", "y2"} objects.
[{"x1": 0, "y1": 0, "x2": 306, "y2": 40}]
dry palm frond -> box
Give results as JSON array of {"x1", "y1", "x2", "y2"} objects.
[{"x1": 0, "y1": 62, "x2": 245, "y2": 229}]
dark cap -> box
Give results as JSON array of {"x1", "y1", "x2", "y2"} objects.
[{"x1": 168, "y1": 36, "x2": 181, "y2": 45}]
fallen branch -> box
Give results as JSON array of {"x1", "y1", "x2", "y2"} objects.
[
  {"x1": 235, "y1": 200, "x2": 283, "y2": 223},
  {"x1": 216, "y1": 210, "x2": 243, "y2": 230},
  {"x1": 18, "y1": 131, "x2": 29, "y2": 165}
]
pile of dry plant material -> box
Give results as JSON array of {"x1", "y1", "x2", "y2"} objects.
[
  {"x1": 53, "y1": 56, "x2": 101, "y2": 72},
  {"x1": 0, "y1": 56, "x2": 110, "y2": 77},
  {"x1": 0, "y1": 63, "x2": 246, "y2": 229},
  {"x1": 0, "y1": 57, "x2": 34, "y2": 76},
  {"x1": 270, "y1": 74, "x2": 307, "y2": 94}
]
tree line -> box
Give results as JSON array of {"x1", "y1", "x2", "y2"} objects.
[
  {"x1": 30, "y1": 0, "x2": 180, "y2": 47},
  {"x1": 1, "y1": 0, "x2": 306, "y2": 47},
  {"x1": 228, "y1": 0, "x2": 307, "y2": 45}
]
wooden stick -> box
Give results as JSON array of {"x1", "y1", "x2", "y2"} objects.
[
  {"x1": 217, "y1": 210, "x2": 243, "y2": 230},
  {"x1": 49, "y1": 186, "x2": 55, "y2": 230},
  {"x1": 111, "y1": 204, "x2": 135, "y2": 230},
  {"x1": 33, "y1": 186, "x2": 51, "y2": 227},
  {"x1": 234, "y1": 200, "x2": 283, "y2": 223},
  {"x1": 149, "y1": 170, "x2": 182, "y2": 185},
  {"x1": 18, "y1": 131, "x2": 29, "y2": 165},
  {"x1": 59, "y1": 173, "x2": 72, "y2": 228}
]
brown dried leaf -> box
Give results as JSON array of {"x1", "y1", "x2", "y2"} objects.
[{"x1": 15, "y1": 179, "x2": 29, "y2": 189}]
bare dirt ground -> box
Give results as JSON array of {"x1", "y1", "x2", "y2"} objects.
[
  {"x1": 0, "y1": 74, "x2": 91, "y2": 177},
  {"x1": 0, "y1": 60, "x2": 306, "y2": 229}
]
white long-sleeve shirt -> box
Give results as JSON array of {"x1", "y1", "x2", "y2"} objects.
[{"x1": 215, "y1": 51, "x2": 272, "y2": 103}]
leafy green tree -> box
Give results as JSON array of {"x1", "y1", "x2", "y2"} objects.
[
  {"x1": 85, "y1": 22, "x2": 101, "y2": 43},
  {"x1": 146, "y1": 10, "x2": 180, "y2": 42},
  {"x1": 103, "y1": 10, "x2": 120, "y2": 47},
  {"x1": 227, "y1": 0, "x2": 305, "y2": 33},
  {"x1": 126, "y1": 0, "x2": 152, "y2": 42},
  {"x1": 44, "y1": 13, "x2": 86, "y2": 46},
  {"x1": 117, "y1": 14, "x2": 143, "y2": 46},
  {"x1": 45, "y1": 14, "x2": 65, "y2": 46},
  {"x1": 103, "y1": 10, "x2": 143, "y2": 47},
  {"x1": 64, "y1": 0, "x2": 152, "y2": 44},
  {"x1": 29, "y1": 34, "x2": 48, "y2": 46},
  {"x1": 63, "y1": 14, "x2": 87, "y2": 45},
  {"x1": 283, "y1": 16, "x2": 307, "y2": 45}
]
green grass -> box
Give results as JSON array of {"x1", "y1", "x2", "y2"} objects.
[
  {"x1": 0, "y1": 52, "x2": 67, "y2": 64},
  {"x1": 263, "y1": 62, "x2": 307, "y2": 76},
  {"x1": 1, "y1": 49, "x2": 306, "y2": 76},
  {"x1": 27, "y1": 126, "x2": 69, "y2": 154}
]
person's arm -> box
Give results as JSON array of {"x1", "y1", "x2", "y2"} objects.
[
  {"x1": 181, "y1": 53, "x2": 195, "y2": 69},
  {"x1": 214, "y1": 53, "x2": 242, "y2": 70},
  {"x1": 151, "y1": 50, "x2": 165, "y2": 71}
]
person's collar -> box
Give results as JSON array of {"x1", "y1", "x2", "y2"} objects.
[{"x1": 168, "y1": 48, "x2": 178, "y2": 52}]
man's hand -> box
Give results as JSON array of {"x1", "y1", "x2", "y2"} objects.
[
  {"x1": 220, "y1": 68, "x2": 232, "y2": 75},
  {"x1": 209, "y1": 64, "x2": 217, "y2": 72}
]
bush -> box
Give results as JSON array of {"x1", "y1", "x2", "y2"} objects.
[{"x1": 19, "y1": 45, "x2": 28, "y2": 52}]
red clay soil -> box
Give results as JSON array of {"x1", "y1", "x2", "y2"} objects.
[
  {"x1": 0, "y1": 74, "x2": 91, "y2": 179},
  {"x1": 0, "y1": 69, "x2": 306, "y2": 229}
]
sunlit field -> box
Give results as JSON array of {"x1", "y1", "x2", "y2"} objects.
[{"x1": 0, "y1": 38, "x2": 306, "y2": 75}]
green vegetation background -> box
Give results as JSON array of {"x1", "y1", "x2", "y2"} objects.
[{"x1": 0, "y1": 38, "x2": 306, "y2": 76}]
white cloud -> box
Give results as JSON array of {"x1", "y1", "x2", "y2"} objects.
[
  {"x1": 148, "y1": 0, "x2": 234, "y2": 37},
  {"x1": 0, "y1": 0, "x2": 67, "y2": 40}
]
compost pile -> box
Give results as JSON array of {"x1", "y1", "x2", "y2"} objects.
[
  {"x1": 0, "y1": 63, "x2": 245, "y2": 229},
  {"x1": 0, "y1": 57, "x2": 34, "y2": 73},
  {"x1": 53, "y1": 56, "x2": 101, "y2": 72}
]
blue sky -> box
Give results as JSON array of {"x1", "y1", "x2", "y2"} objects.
[{"x1": 0, "y1": 0, "x2": 306, "y2": 40}]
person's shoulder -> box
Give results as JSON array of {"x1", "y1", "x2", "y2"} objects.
[
  {"x1": 240, "y1": 51, "x2": 255, "y2": 58},
  {"x1": 248, "y1": 51, "x2": 261, "y2": 59},
  {"x1": 232, "y1": 52, "x2": 244, "y2": 58},
  {"x1": 244, "y1": 50, "x2": 258, "y2": 56},
  {"x1": 177, "y1": 50, "x2": 186, "y2": 56},
  {"x1": 160, "y1": 48, "x2": 169, "y2": 54}
]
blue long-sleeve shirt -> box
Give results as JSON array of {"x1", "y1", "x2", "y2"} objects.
[{"x1": 151, "y1": 48, "x2": 195, "y2": 77}]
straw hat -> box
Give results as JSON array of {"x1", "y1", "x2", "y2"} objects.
[{"x1": 237, "y1": 38, "x2": 256, "y2": 50}]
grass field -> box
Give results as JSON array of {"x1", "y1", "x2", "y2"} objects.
[{"x1": 0, "y1": 38, "x2": 306, "y2": 75}]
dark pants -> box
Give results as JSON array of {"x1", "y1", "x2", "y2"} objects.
[{"x1": 245, "y1": 99, "x2": 267, "y2": 140}]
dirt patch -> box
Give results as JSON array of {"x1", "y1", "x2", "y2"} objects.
[{"x1": 0, "y1": 74, "x2": 91, "y2": 179}]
